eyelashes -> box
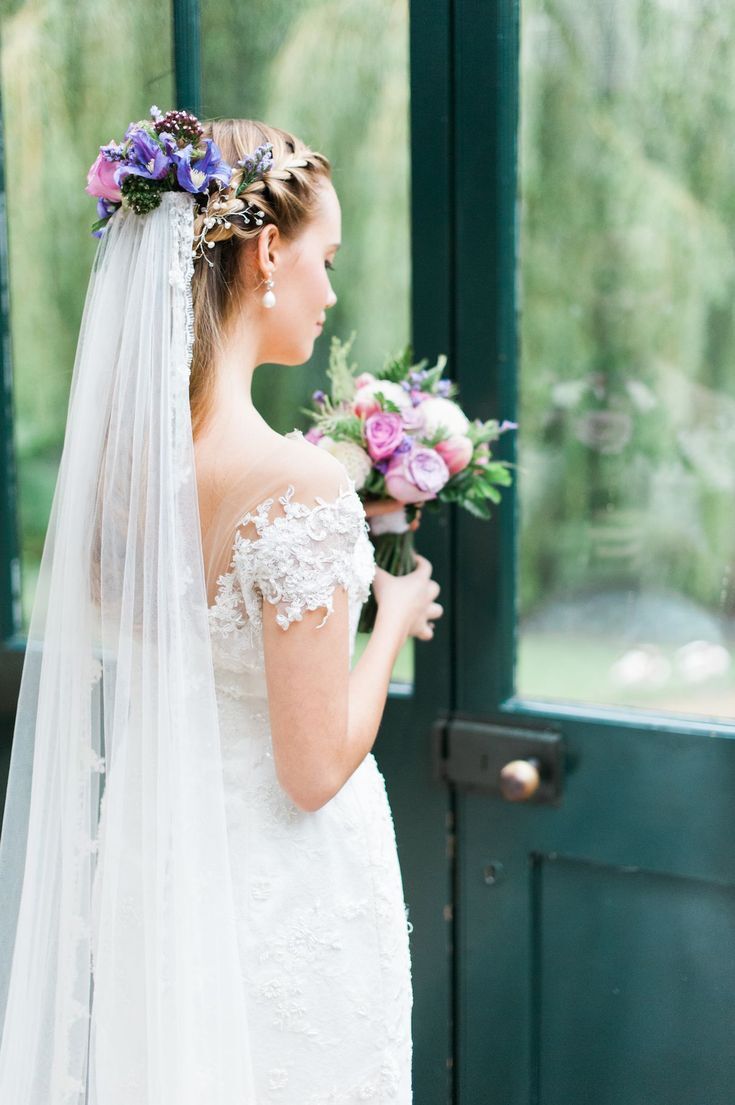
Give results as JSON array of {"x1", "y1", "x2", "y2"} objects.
[{"x1": 325, "y1": 260, "x2": 336, "y2": 271}]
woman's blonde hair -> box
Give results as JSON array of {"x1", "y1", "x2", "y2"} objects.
[{"x1": 190, "y1": 118, "x2": 332, "y2": 439}]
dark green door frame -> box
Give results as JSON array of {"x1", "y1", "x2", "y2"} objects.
[
  {"x1": 446, "y1": 3, "x2": 735, "y2": 1102},
  {"x1": 378, "y1": 2, "x2": 457, "y2": 1102},
  {"x1": 172, "y1": 0, "x2": 202, "y2": 117}
]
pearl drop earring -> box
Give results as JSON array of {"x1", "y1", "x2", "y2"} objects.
[{"x1": 262, "y1": 273, "x2": 276, "y2": 309}]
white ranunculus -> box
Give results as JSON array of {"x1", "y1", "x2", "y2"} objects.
[
  {"x1": 417, "y1": 397, "x2": 469, "y2": 437},
  {"x1": 322, "y1": 439, "x2": 374, "y2": 490},
  {"x1": 365, "y1": 379, "x2": 413, "y2": 411}
]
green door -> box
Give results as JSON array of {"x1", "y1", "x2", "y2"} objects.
[{"x1": 427, "y1": 1, "x2": 735, "y2": 1101}]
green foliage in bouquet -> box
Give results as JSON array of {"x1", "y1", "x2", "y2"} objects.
[{"x1": 299, "y1": 333, "x2": 518, "y2": 631}]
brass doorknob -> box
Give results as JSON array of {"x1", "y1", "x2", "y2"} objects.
[{"x1": 499, "y1": 757, "x2": 541, "y2": 802}]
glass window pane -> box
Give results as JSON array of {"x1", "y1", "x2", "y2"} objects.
[
  {"x1": 201, "y1": 0, "x2": 413, "y2": 684},
  {"x1": 1, "y1": 0, "x2": 174, "y2": 631},
  {"x1": 518, "y1": 0, "x2": 735, "y2": 719}
]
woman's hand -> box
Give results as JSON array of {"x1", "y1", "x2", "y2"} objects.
[{"x1": 371, "y1": 553, "x2": 443, "y2": 643}]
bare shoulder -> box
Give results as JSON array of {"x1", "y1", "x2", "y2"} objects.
[{"x1": 268, "y1": 433, "x2": 353, "y2": 504}]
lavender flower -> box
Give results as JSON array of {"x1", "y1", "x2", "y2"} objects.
[
  {"x1": 236, "y1": 143, "x2": 274, "y2": 196},
  {"x1": 100, "y1": 140, "x2": 125, "y2": 162},
  {"x1": 312, "y1": 389, "x2": 327, "y2": 405},
  {"x1": 237, "y1": 143, "x2": 274, "y2": 179}
]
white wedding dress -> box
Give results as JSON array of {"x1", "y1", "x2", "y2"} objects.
[{"x1": 206, "y1": 433, "x2": 414, "y2": 1103}]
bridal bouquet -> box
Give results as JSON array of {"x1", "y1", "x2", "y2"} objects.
[{"x1": 301, "y1": 333, "x2": 517, "y2": 632}]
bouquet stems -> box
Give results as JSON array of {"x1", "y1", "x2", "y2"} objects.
[{"x1": 358, "y1": 506, "x2": 418, "y2": 634}]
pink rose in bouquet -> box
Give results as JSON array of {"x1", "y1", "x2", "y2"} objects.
[
  {"x1": 300, "y1": 333, "x2": 517, "y2": 631},
  {"x1": 364, "y1": 412, "x2": 405, "y2": 460},
  {"x1": 434, "y1": 434, "x2": 473, "y2": 475}
]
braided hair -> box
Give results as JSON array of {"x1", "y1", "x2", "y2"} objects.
[{"x1": 190, "y1": 118, "x2": 332, "y2": 439}]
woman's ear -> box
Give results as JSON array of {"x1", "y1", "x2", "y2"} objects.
[{"x1": 257, "y1": 223, "x2": 280, "y2": 277}]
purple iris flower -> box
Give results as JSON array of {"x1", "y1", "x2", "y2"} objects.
[
  {"x1": 115, "y1": 129, "x2": 172, "y2": 187},
  {"x1": 157, "y1": 131, "x2": 179, "y2": 157},
  {"x1": 394, "y1": 435, "x2": 413, "y2": 454},
  {"x1": 91, "y1": 197, "x2": 119, "y2": 238},
  {"x1": 172, "y1": 139, "x2": 232, "y2": 194},
  {"x1": 436, "y1": 379, "x2": 452, "y2": 397},
  {"x1": 96, "y1": 197, "x2": 118, "y2": 219},
  {"x1": 374, "y1": 458, "x2": 390, "y2": 475}
]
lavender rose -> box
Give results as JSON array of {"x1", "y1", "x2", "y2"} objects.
[
  {"x1": 385, "y1": 444, "x2": 450, "y2": 504},
  {"x1": 364, "y1": 411, "x2": 405, "y2": 461}
]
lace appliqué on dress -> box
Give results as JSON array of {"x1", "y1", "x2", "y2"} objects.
[
  {"x1": 208, "y1": 472, "x2": 376, "y2": 680},
  {"x1": 239, "y1": 481, "x2": 371, "y2": 631}
]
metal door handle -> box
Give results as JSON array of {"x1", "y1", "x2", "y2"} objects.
[
  {"x1": 499, "y1": 757, "x2": 541, "y2": 802},
  {"x1": 431, "y1": 716, "x2": 564, "y2": 805}
]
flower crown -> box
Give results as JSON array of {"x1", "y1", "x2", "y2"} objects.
[{"x1": 85, "y1": 105, "x2": 308, "y2": 265}]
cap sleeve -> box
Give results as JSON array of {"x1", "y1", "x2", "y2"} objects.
[{"x1": 233, "y1": 479, "x2": 368, "y2": 631}]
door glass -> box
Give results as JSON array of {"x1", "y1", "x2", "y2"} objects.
[
  {"x1": 1, "y1": 1, "x2": 174, "y2": 632},
  {"x1": 518, "y1": 0, "x2": 735, "y2": 719},
  {"x1": 201, "y1": 0, "x2": 413, "y2": 685}
]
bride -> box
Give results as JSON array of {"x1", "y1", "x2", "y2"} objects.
[{"x1": 0, "y1": 112, "x2": 443, "y2": 1103}]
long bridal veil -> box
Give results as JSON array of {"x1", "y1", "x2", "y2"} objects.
[{"x1": 0, "y1": 191, "x2": 256, "y2": 1103}]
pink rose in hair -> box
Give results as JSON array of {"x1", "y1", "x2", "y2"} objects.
[
  {"x1": 384, "y1": 444, "x2": 450, "y2": 504},
  {"x1": 435, "y1": 434, "x2": 473, "y2": 475},
  {"x1": 305, "y1": 426, "x2": 324, "y2": 444},
  {"x1": 354, "y1": 371, "x2": 377, "y2": 389},
  {"x1": 364, "y1": 411, "x2": 404, "y2": 461},
  {"x1": 85, "y1": 151, "x2": 123, "y2": 202}
]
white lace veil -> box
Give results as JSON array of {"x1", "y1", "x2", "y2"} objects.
[{"x1": 0, "y1": 191, "x2": 257, "y2": 1103}]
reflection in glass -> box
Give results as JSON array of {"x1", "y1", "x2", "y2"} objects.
[
  {"x1": 518, "y1": 0, "x2": 735, "y2": 718},
  {"x1": 201, "y1": 0, "x2": 413, "y2": 683},
  {"x1": 0, "y1": 0, "x2": 173, "y2": 631}
]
